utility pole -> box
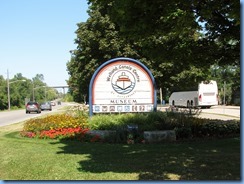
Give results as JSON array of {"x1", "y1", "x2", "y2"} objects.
[
  {"x1": 33, "y1": 82, "x2": 35, "y2": 101},
  {"x1": 7, "y1": 69, "x2": 10, "y2": 110},
  {"x1": 7, "y1": 69, "x2": 26, "y2": 110}
]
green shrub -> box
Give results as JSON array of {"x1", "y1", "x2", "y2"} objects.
[
  {"x1": 199, "y1": 120, "x2": 240, "y2": 138},
  {"x1": 89, "y1": 112, "x2": 240, "y2": 140},
  {"x1": 88, "y1": 112, "x2": 179, "y2": 131},
  {"x1": 174, "y1": 127, "x2": 192, "y2": 139},
  {"x1": 88, "y1": 114, "x2": 125, "y2": 130}
]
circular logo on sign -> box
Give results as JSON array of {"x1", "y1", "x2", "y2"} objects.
[{"x1": 111, "y1": 70, "x2": 136, "y2": 94}]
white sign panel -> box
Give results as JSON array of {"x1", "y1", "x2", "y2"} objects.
[{"x1": 89, "y1": 58, "x2": 156, "y2": 115}]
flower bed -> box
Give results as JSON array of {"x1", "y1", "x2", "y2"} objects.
[
  {"x1": 20, "y1": 113, "x2": 99, "y2": 142},
  {"x1": 20, "y1": 108, "x2": 240, "y2": 144}
]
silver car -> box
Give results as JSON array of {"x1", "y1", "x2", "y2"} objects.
[
  {"x1": 40, "y1": 102, "x2": 52, "y2": 111},
  {"x1": 26, "y1": 101, "x2": 41, "y2": 114}
]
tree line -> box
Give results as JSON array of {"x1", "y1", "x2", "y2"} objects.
[
  {"x1": 66, "y1": 0, "x2": 240, "y2": 105},
  {"x1": 0, "y1": 73, "x2": 58, "y2": 110}
]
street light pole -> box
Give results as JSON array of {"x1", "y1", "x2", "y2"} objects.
[
  {"x1": 33, "y1": 85, "x2": 46, "y2": 102},
  {"x1": 45, "y1": 87, "x2": 47, "y2": 101},
  {"x1": 7, "y1": 70, "x2": 10, "y2": 111},
  {"x1": 7, "y1": 69, "x2": 26, "y2": 111},
  {"x1": 33, "y1": 82, "x2": 35, "y2": 101}
]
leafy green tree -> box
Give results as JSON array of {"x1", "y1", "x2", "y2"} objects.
[
  {"x1": 69, "y1": 1, "x2": 212, "y2": 101},
  {"x1": 90, "y1": 0, "x2": 239, "y2": 66},
  {"x1": 67, "y1": 4, "x2": 140, "y2": 102},
  {"x1": 9, "y1": 74, "x2": 28, "y2": 108},
  {"x1": 68, "y1": 0, "x2": 239, "y2": 103},
  {"x1": 210, "y1": 64, "x2": 240, "y2": 105},
  {"x1": 31, "y1": 74, "x2": 46, "y2": 102},
  {"x1": 0, "y1": 73, "x2": 56, "y2": 110},
  {"x1": 193, "y1": 0, "x2": 240, "y2": 104},
  {"x1": 0, "y1": 75, "x2": 7, "y2": 110},
  {"x1": 192, "y1": 0, "x2": 240, "y2": 66}
]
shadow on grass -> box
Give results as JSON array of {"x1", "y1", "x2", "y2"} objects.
[{"x1": 52, "y1": 138, "x2": 240, "y2": 180}]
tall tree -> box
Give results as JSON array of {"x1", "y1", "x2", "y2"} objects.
[
  {"x1": 90, "y1": 0, "x2": 239, "y2": 67},
  {"x1": 192, "y1": 0, "x2": 240, "y2": 66},
  {"x1": 68, "y1": 0, "x2": 239, "y2": 103},
  {"x1": 192, "y1": 0, "x2": 240, "y2": 104},
  {"x1": 70, "y1": 0, "x2": 211, "y2": 99},
  {"x1": 87, "y1": 0, "x2": 240, "y2": 96},
  {"x1": 67, "y1": 4, "x2": 140, "y2": 102},
  {"x1": 0, "y1": 75, "x2": 7, "y2": 110}
]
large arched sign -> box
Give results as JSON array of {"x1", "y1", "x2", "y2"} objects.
[{"x1": 89, "y1": 57, "x2": 157, "y2": 116}]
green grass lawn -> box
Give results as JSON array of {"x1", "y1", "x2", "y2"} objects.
[{"x1": 0, "y1": 122, "x2": 240, "y2": 180}]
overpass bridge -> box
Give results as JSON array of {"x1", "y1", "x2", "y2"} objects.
[{"x1": 49, "y1": 85, "x2": 69, "y2": 94}]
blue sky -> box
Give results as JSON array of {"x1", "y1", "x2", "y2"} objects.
[{"x1": 0, "y1": 0, "x2": 89, "y2": 87}]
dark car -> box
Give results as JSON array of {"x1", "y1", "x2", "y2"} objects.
[
  {"x1": 40, "y1": 102, "x2": 52, "y2": 111},
  {"x1": 26, "y1": 101, "x2": 41, "y2": 114}
]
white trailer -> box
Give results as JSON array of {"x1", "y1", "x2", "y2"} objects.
[{"x1": 169, "y1": 80, "x2": 218, "y2": 108}]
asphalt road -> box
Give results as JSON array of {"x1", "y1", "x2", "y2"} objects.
[
  {"x1": 197, "y1": 105, "x2": 240, "y2": 120},
  {"x1": 0, "y1": 102, "x2": 72, "y2": 127},
  {"x1": 158, "y1": 105, "x2": 240, "y2": 120}
]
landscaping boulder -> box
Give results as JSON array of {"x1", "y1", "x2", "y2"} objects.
[
  {"x1": 144, "y1": 130, "x2": 176, "y2": 143},
  {"x1": 87, "y1": 130, "x2": 116, "y2": 139}
]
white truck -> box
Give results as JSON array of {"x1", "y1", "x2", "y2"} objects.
[{"x1": 169, "y1": 80, "x2": 218, "y2": 108}]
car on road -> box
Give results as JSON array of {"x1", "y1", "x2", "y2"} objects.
[
  {"x1": 40, "y1": 102, "x2": 52, "y2": 111},
  {"x1": 26, "y1": 101, "x2": 41, "y2": 114},
  {"x1": 51, "y1": 101, "x2": 56, "y2": 106}
]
